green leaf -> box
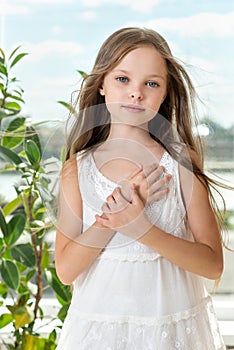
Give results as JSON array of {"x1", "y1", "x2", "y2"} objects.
[
  {"x1": 9, "y1": 45, "x2": 21, "y2": 60},
  {"x1": 4, "y1": 101, "x2": 21, "y2": 112},
  {"x1": 6, "y1": 93, "x2": 24, "y2": 103},
  {"x1": 10, "y1": 53, "x2": 28, "y2": 69},
  {"x1": 5, "y1": 214, "x2": 26, "y2": 245},
  {"x1": 0, "y1": 64, "x2": 7, "y2": 76},
  {"x1": 0, "y1": 313, "x2": 13, "y2": 329},
  {"x1": 13, "y1": 305, "x2": 34, "y2": 329},
  {"x1": 2, "y1": 196, "x2": 22, "y2": 216},
  {"x1": 16, "y1": 261, "x2": 27, "y2": 274},
  {"x1": 77, "y1": 69, "x2": 87, "y2": 78},
  {"x1": 48, "y1": 329, "x2": 57, "y2": 342},
  {"x1": 57, "y1": 303, "x2": 70, "y2": 322},
  {"x1": 0, "y1": 145, "x2": 22, "y2": 165},
  {"x1": 0, "y1": 48, "x2": 5, "y2": 61},
  {"x1": 24, "y1": 139, "x2": 41, "y2": 165},
  {"x1": 24, "y1": 334, "x2": 46, "y2": 350},
  {"x1": 2, "y1": 117, "x2": 26, "y2": 149},
  {"x1": 11, "y1": 244, "x2": 36, "y2": 267},
  {"x1": 5, "y1": 116, "x2": 25, "y2": 131},
  {"x1": 17, "y1": 292, "x2": 30, "y2": 307},
  {"x1": 41, "y1": 242, "x2": 50, "y2": 268},
  {"x1": 0, "y1": 163, "x2": 16, "y2": 172},
  {"x1": 26, "y1": 268, "x2": 36, "y2": 282},
  {"x1": 57, "y1": 100, "x2": 77, "y2": 115},
  {"x1": 25, "y1": 125, "x2": 42, "y2": 155},
  {"x1": 44, "y1": 268, "x2": 72, "y2": 303},
  {"x1": 0, "y1": 207, "x2": 8, "y2": 237},
  {"x1": 0, "y1": 282, "x2": 8, "y2": 298},
  {"x1": 1, "y1": 259, "x2": 19, "y2": 289},
  {"x1": 2, "y1": 135, "x2": 24, "y2": 150},
  {"x1": 18, "y1": 283, "x2": 28, "y2": 295}
]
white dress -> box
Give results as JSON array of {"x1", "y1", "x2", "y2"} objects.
[{"x1": 56, "y1": 150, "x2": 226, "y2": 350}]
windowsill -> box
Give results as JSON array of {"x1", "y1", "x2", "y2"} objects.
[{"x1": 213, "y1": 294, "x2": 234, "y2": 346}]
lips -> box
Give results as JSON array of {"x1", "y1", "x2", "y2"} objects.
[{"x1": 121, "y1": 104, "x2": 145, "y2": 113}]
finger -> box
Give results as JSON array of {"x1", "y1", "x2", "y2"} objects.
[
  {"x1": 106, "y1": 193, "x2": 117, "y2": 203},
  {"x1": 103, "y1": 188, "x2": 128, "y2": 213},
  {"x1": 147, "y1": 187, "x2": 169, "y2": 203},
  {"x1": 150, "y1": 173, "x2": 172, "y2": 195},
  {"x1": 95, "y1": 214, "x2": 110, "y2": 227},
  {"x1": 113, "y1": 187, "x2": 131, "y2": 212},
  {"x1": 117, "y1": 179, "x2": 132, "y2": 202},
  {"x1": 127, "y1": 165, "x2": 143, "y2": 181},
  {"x1": 101, "y1": 202, "x2": 111, "y2": 213},
  {"x1": 130, "y1": 183, "x2": 142, "y2": 205},
  {"x1": 142, "y1": 163, "x2": 164, "y2": 178},
  {"x1": 112, "y1": 187, "x2": 128, "y2": 203},
  {"x1": 146, "y1": 165, "x2": 165, "y2": 184}
]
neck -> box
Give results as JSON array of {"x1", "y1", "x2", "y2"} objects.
[{"x1": 107, "y1": 122, "x2": 154, "y2": 146}]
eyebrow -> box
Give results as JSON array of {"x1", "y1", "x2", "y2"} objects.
[{"x1": 112, "y1": 69, "x2": 166, "y2": 80}]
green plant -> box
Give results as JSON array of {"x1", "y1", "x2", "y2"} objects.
[{"x1": 0, "y1": 47, "x2": 72, "y2": 349}]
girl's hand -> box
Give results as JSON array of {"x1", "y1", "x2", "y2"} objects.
[
  {"x1": 119, "y1": 164, "x2": 171, "y2": 204},
  {"x1": 95, "y1": 184, "x2": 152, "y2": 239}
]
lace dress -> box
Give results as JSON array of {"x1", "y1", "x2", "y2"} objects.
[{"x1": 56, "y1": 151, "x2": 226, "y2": 350}]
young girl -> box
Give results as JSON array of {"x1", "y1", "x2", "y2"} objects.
[{"x1": 55, "y1": 27, "x2": 227, "y2": 349}]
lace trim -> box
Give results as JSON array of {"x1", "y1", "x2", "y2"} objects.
[
  {"x1": 159, "y1": 151, "x2": 173, "y2": 174},
  {"x1": 74, "y1": 296, "x2": 213, "y2": 327},
  {"x1": 97, "y1": 251, "x2": 161, "y2": 262},
  {"x1": 89, "y1": 151, "x2": 118, "y2": 186}
]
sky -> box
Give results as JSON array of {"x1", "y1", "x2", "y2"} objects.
[{"x1": 0, "y1": 0, "x2": 234, "y2": 128}]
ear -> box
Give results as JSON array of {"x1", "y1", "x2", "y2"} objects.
[{"x1": 99, "y1": 87, "x2": 105, "y2": 96}]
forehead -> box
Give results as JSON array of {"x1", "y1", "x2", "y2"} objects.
[{"x1": 112, "y1": 46, "x2": 167, "y2": 76}]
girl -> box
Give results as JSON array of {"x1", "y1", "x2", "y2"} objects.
[{"x1": 55, "y1": 27, "x2": 226, "y2": 349}]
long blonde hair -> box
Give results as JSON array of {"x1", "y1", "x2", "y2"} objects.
[{"x1": 65, "y1": 26, "x2": 232, "y2": 239}]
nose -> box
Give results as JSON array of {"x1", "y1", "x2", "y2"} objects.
[{"x1": 129, "y1": 89, "x2": 143, "y2": 101}]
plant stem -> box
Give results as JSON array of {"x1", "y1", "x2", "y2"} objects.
[{"x1": 28, "y1": 177, "x2": 43, "y2": 326}]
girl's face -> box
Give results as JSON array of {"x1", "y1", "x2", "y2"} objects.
[{"x1": 99, "y1": 45, "x2": 167, "y2": 126}]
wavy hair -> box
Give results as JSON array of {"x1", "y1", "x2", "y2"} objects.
[{"x1": 65, "y1": 27, "x2": 232, "y2": 243}]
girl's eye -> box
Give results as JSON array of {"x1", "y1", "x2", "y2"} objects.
[
  {"x1": 146, "y1": 81, "x2": 159, "y2": 88},
  {"x1": 116, "y1": 76, "x2": 128, "y2": 83}
]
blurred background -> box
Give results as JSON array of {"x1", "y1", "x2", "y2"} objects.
[
  {"x1": 0, "y1": 0, "x2": 234, "y2": 344},
  {"x1": 1, "y1": 0, "x2": 233, "y2": 288},
  {"x1": 0, "y1": 0, "x2": 233, "y2": 128}
]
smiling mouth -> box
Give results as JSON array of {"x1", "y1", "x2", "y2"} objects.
[{"x1": 121, "y1": 104, "x2": 145, "y2": 113}]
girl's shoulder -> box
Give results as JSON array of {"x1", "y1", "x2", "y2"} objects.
[
  {"x1": 62, "y1": 150, "x2": 90, "y2": 174},
  {"x1": 61, "y1": 153, "x2": 85, "y2": 185}
]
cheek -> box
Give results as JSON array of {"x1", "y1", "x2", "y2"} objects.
[{"x1": 149, "y1": 95, "x2": 163, "y2": 108}]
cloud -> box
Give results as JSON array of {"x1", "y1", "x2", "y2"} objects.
[
  {"x1": 80, "y1": 11, "x2": 97, "y2": 21},
  {"x1": 147, "y1": 12, "x2": 234, "y2": 37},
  {"x1": 81, "y1": 0, "x2": 160, "y2": 13},
  {"x1": 52, "y1": 25, "x2": 62, "y2": 35},
  {"x1": 0, "y1": 4, "x2": 30, "y2": 15},
  {"x1": 22, "y1": 0, "x2": 74, "y2": 3},
  {"x1": 0, "y1": 0, "x2": 74, "y2": 15},
  {"x1": 42, "y1": 76, "x2": 81, "y2": 88},
  {"x1": 22, "y1": 40, "x2": 84, "y2": 61}
]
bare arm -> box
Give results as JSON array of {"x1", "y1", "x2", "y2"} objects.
[
  {"x1": 137, "y1": 156, "x2": 223, "y2": 279},
  {"x1": 55, "y1": 155, "x2": 115, "y2": 285}
]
